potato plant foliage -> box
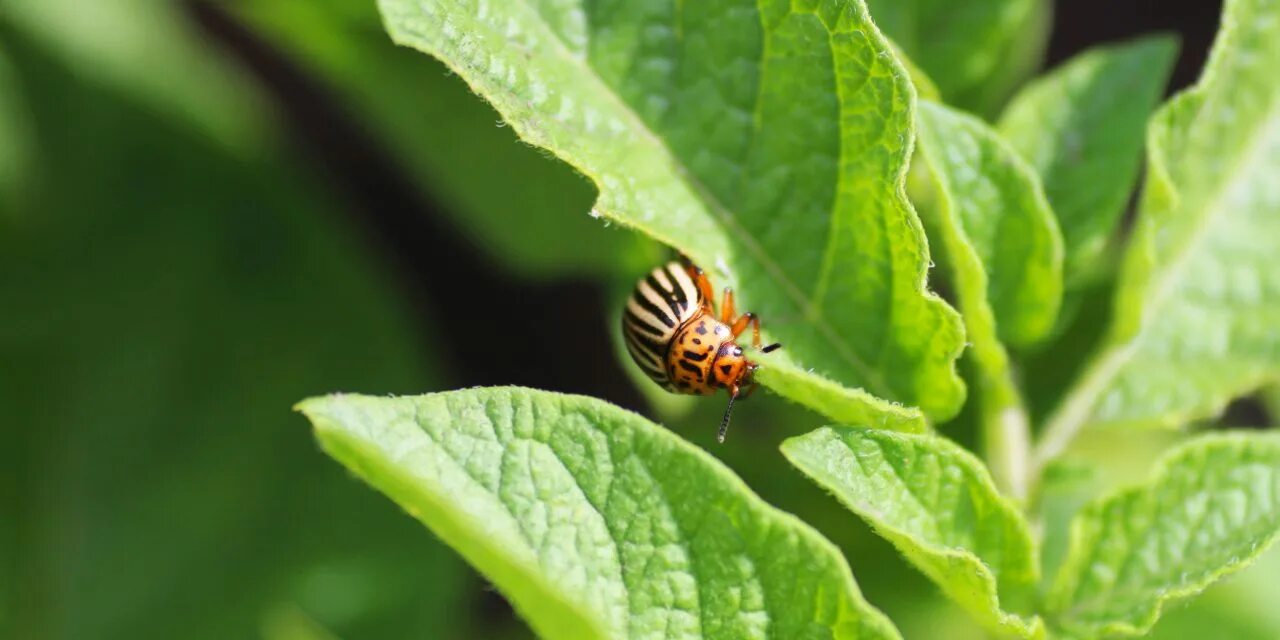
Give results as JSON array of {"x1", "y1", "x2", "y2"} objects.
[{"x1": 296, "y1": 0, "x2": 1280, "y2": 638}]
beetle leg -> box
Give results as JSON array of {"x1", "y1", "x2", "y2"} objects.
[
  {"x1": 683, "y1": 262, "x2": 716, "y2": 312},
  {"x1": 720, "y1": 287, "x2": 737, "y2": 323},
  {"x1": 728, "y1": 311, "x2": 761, "y2": 348}
]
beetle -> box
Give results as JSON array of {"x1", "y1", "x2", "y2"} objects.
[{"x1": 622, "y1": 258, "x2": 780, "y2": 442}]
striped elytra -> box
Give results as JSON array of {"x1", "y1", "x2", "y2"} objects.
[
  {"x1": 621, "y1": 259, "x2": 781, "y2": 442},
  {"x1": 622, "y1": 261, "x2": 704, "y2": 390}
]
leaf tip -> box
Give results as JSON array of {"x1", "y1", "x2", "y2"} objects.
[
  {"x1": 293, "y1": 393, "x2": 343, "y2": 417},
  {"x1": 293, "y1": 393, "x2": 367, "y2": 437},
  {"x1": 1136, "y1": 31, "x2": 1183, "y2": 58},
  {"x1": 292, "y1": 396, "x2": 322, "y2": 415}
]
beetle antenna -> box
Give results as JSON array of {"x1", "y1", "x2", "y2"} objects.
[
  {"x1": 762, "y1": 342, "x2": 782, "y2": 353},
  {"x1": 718, "y1": 392, "x2": 738, "y2": 443}
]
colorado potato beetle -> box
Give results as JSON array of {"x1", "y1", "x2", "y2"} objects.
[{"x1": 622, "y1": 258, "x2": 780, "y2": 442}]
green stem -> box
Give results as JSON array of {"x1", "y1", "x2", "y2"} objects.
[{"x1": 980, "y1": 375, "x2": 1033, "y2": 504}]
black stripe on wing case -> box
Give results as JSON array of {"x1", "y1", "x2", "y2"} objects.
[
  {"x1": 645, "y1": 274, "x2": 683, "y2": 318},
  {"x1": 625, "y1": 325, "x2": 668, "y2": 362},
  {"x1": 624, "y1": 309, "x2": 666, "y2": 337},
  {"x1": 624, "y1": 333, "x2": 666, "y2": 381},
  {"x1": 663, "y1": 264, "x2": 691, "y2": 310},
  {"x1": 631, "y1": 285, "x2": 676, "y2": 328},
  {"x1": 666, "y1": 263, "x2": 699, "y2": 307}
]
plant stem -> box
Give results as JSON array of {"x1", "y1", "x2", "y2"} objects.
[{"x1": 981, "y1": 380, "x2": 1032, "y2": 503}]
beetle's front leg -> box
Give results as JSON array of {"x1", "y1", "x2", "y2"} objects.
[{"x1": 727, "y1": 309, "x2": 761, "y2": 348}]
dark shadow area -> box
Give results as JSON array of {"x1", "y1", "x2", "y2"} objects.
[
  {"x1": 1047, "y1": 0, "x2": 1222, "y2": 92},
  {"x1": 1219, "y1": 397, "x2": 1271, "y2": 430}
]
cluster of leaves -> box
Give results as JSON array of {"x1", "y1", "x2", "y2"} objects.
[
  {"x1": 292, "y1": 0, "x2": 1280, "y2": 638},
  {"x1": 3, "y1": 0, "x2": 1276, "y2": 638}
]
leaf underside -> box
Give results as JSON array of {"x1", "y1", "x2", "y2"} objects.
[
  {"x1": 377, "y1": 0, "x2": 966, "y2": 425},
  {"x1": 299, "y1": 388, "x2": 902, "y2": 640}
]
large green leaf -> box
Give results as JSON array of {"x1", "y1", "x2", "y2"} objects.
[
  {"x1": 916, "y1": 100, "x2": 1062, "y2": 348},
  {"x1": 377, "y1": 0, "x2": 966, "y2": 424},
  {"x1": 0, "y1": 23, "x2": 470, "y2": 640},
  {"x1": 298, "y1": 388, "x2": 903, "y2": 640},
  {"x1": 1047, "y1": 433, "x2": 1280, "y2": 638},
  {"x1": 866, "y1": 0, "x2": 1051, "y2": 115},
  {"x1": 232, "y1": 0, "x2": 650, "y2": 279},
  {"x1": 781, "y1": 427, "x2": 1042, "y2": 638},
  {"x1": 999, "y1": 36, "x2": 1178, "y2": 284},
  {"x1": 913, "y1": 99, "x2": 1061, "y2": 495},
  {"x1": 1036, "y1": 0, "x2": 1280, "y2": 463}
]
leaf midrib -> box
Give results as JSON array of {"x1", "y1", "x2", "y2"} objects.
[
  {"x1": 1140, "y1": 105, "x2": 1280, "y2": 328},
  {"x1": 509, "y1": 0, "x2": 896, "y2": 396},
  {"x1": 427, "y1": 398, "x2": 725, "y2": 638}
]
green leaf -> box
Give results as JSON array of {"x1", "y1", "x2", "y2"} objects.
[
  {"x1": 1047, "y1": 432, "x2": 1280, "y2": 638},
  {"x1": 913, "y1": 99, "x2": 1061, "y2": 496},
  {"x1": 298, "y1": 388, "x2": 903, "y2": 640},
  {"x1": 232, "y1": 1, "x2": 651, "y2": 279},
  {"x1": 866, "y1": 0, "x2": 1051, "y2": 115},
  {"x1": 754, "y1": 363, "x2": 928, "y2": 433},
  {"x1": 999, "y1": 36, "x2": 1179, "y2": 284},
  {"x1": 916, "y1": 100, "x2": 1063, "y2": 349},
  {"x1": 377, "y1": 0, "x2": 966, "y2": 424},
  {"x1": 782, "y1": 427, "x2": 1042, "y2": 638},
  {"x1": 1037, "y1": 0, "x2": 1280, "y2": 462}
]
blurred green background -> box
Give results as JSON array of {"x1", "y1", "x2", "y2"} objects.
[{"x1": 1, "y1": 1, "x2": 1275, "y2": 639}]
